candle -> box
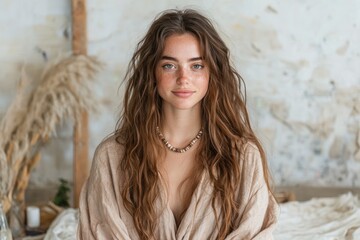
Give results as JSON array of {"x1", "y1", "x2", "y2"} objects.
[{"x1": 26, "y1": 206, "x2": 40, "y2": 228}]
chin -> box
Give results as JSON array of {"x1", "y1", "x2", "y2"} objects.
[
  {"x1": 173, "y1": 106, "x2": 195, "y2": 110},
  {"x1": 173, "y1": 103, "x2": 201, "y2": 110}
]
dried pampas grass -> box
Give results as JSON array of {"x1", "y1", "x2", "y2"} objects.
[{"x1": 0, "y1": 55, "x2": 102, "y2": 213}]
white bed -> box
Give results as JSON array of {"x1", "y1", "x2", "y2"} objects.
[{"x1": 275, "y1": 193, "x2": 360, "y2": 240}]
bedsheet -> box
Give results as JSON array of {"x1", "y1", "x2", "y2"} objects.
[{"x1": 274, "y1": 192, "x2": 360, "y2": 240}]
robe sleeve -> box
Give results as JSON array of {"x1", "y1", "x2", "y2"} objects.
[
  {"x1": 225, "y1": 144, "x2": 279, "y2": 240},
  {"x1": 77, "y1": 143, "x2": 132, "y2": 240}
]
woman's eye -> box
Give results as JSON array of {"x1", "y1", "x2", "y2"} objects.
[
  {"x1": 162, "y1": 64, "x2": 175, "y2": 70},
  {"x1": 193, "y1": 64, "x2": 204, "y2": 70}
]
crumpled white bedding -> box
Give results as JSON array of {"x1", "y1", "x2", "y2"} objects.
[
  {"x1": 44, "y1": 209, "x2": 78, "y2": 240},
  {"x1": 43, "y1": 193, "x2": 360, "y2": 240},
  {"x1": 274, "y1": 193, "x2": 360, "y2": 240}
]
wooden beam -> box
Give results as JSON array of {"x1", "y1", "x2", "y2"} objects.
[
  {"x1": 72, "y1": 0, "x2": 87, "y2": 55},
  {"x1": 72, "y1": 0, "x2": 88, "y2": 208}
]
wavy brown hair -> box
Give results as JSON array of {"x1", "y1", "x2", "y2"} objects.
[{"x1": 115, "y1": 9, "x2": 273, "y2": 240}]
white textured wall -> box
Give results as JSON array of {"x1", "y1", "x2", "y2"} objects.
[{"x1": 0, "y1": 1, "x2": 359, "y2": 195}]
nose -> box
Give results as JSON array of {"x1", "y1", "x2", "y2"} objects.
[{"x1": 176, "y1": 67, "x2": 189, "y2": 85}]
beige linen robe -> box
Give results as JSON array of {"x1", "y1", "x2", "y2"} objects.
[{"x1": 77, "y1": 136, "x2": 278, "y2": 239}]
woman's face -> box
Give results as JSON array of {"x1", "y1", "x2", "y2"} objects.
[{"x1": 155, "y1": 33, "x2": 209, "y2": 111}]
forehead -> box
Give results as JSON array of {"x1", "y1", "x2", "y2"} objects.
[{"x1": 161, "y1": 33, "x2": 202, "y2": 57}]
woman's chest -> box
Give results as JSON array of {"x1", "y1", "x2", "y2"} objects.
[{"x1": 158, "y1": 153, "x2": 198, "y2": 224}]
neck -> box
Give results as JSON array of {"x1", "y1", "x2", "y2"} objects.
[{"x1": 160, "y1": 105, "x2": 202, "y2": 147}]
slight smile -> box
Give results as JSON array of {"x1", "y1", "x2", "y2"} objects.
[{"x1": 171, "y1": 90, "x2": 196, "y2": 98}]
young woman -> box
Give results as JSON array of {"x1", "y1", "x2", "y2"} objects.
[{"x1": 78, "y1": 9, "x2": 278, "y2": 240}]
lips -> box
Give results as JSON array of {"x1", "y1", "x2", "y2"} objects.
[{"x1": 171, "y1": 90, "x2": 195, "y2": 98}]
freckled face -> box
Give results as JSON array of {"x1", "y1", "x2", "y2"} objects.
[{"x1": 155, "y1": 33, "x2": 209, "y2": 111}]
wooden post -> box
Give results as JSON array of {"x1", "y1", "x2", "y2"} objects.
[{"x1": 72, "y1": 0, "x2": 88, "y2": 208}]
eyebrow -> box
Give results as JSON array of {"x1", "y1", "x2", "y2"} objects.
[{"x1": 160, "y1": 55, "x2": 203, "y2": 62}]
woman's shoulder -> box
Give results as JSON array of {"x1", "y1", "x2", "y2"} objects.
[
  {"x1": 242, "y1": 141, "x2": 260, "y2": 154},
  {"x1": 237, "y1": 140, "x2": 263, "y2": 171},
  {"x1": 237, "y1": 140, "x2": 269, "y2": 194},
  {"x1": 86, "y1": 135, "x2": 126, "y2": 194},
  {"x1": 235, "y1": 139, "x2": 261, "y2": 159},
  {"x1": 92, "y1": 134, "x2": 125, "y2": 166}
]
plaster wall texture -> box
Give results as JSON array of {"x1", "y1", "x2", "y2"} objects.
[{"x1": 0, "y1": 1, "x2": 359, "y2": 193}]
